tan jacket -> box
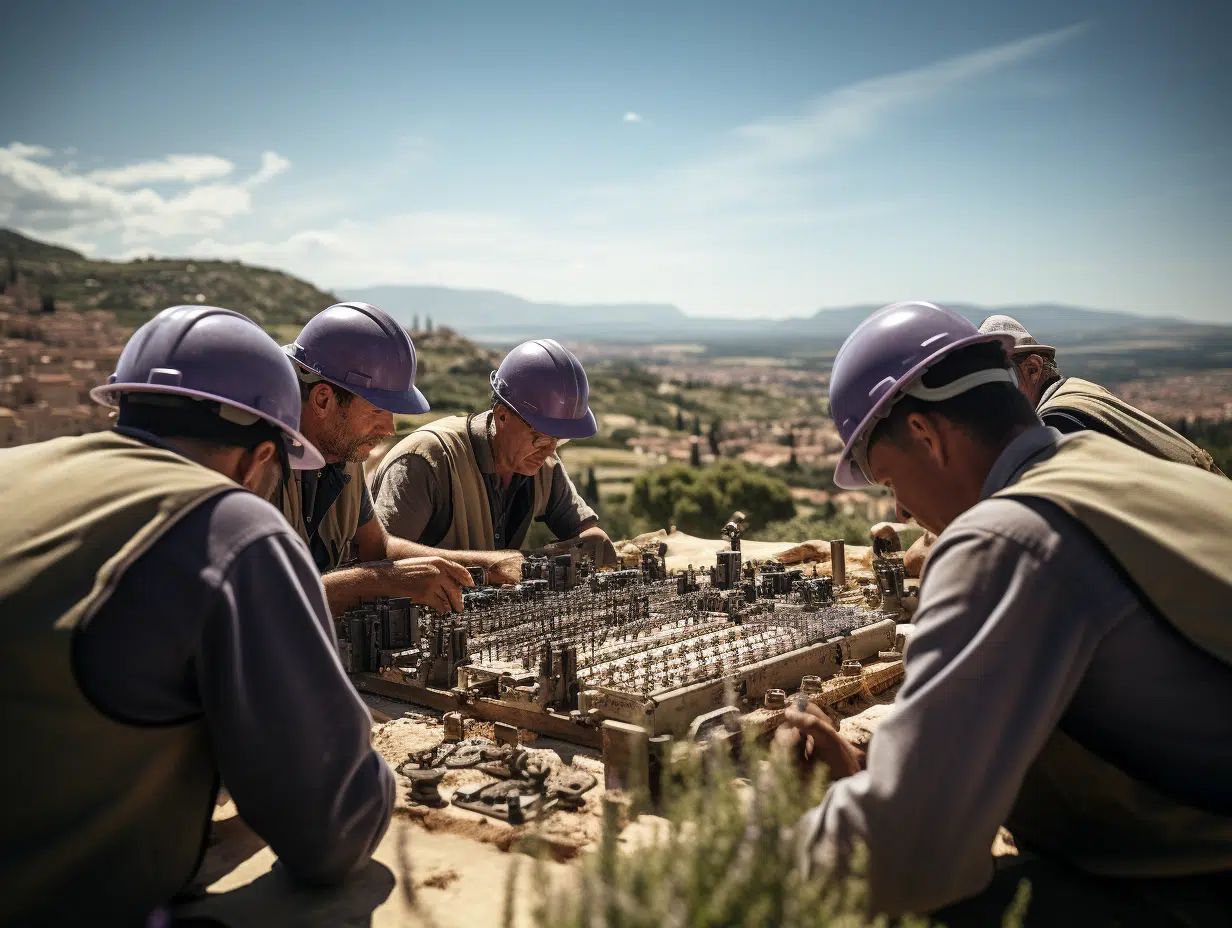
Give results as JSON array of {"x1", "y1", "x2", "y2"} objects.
[
  {"x1": 0, "y1": 431, "x2": 233, "y2": 925},
  {"x1": 996, "y1": 432, "x2": 1232, "y2": 875},
  {"x1": 372, "y1": 414, "x2": 554, "y2": 550},
  {"x1": 278, "y1": 461, "x2": 367, "y2": 570},
  {"x1": 1040, "y1": 377, "x2": 1222, "y2": 474}
]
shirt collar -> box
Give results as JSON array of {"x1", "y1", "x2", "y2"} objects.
[
  {"x1": 1038, "y1": 377, "x2": 1066, "y2": 409},
  {"x1": 113, "y1": 425, "x2": 185, "y2": 456},
  {"x1": 980, "y1": 425, "x2": 1064, "y2": 499}
]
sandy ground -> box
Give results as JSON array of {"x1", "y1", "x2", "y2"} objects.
[{"x1": 175, "y1": 684, "x2": 932, "y2": 927}]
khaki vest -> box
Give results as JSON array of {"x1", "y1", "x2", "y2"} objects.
[
  {"x1": 1040, "y1": 377, "x2": 1222, "y2": 474},
  {"x1": 993, "y1": 432, "x2": 1232, "y2": 876},
  {"x1": 0, "y1": 431, "x2": 236, "y2": 925},
  {"x1": 278, "y1": 461, "x2": 366, "y2": 571},
  {"x1": 373, "y1": 414, "x2": 553, "y2": 550}
]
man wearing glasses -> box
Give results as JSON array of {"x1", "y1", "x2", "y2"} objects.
[{"x1": 371, "y1": 338, "x2": 618, "y2": 571}]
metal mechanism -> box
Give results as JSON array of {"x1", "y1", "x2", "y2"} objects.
[
  {"x1": 401, "y1": 734, "x2": 598, "y2": 822},
  {"x1": 338, "y1": 524, "x2": 901, "y2": 745}
]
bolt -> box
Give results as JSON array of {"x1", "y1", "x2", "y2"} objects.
[{"x1": 763, "y1": 688, "x2": 787, "y2": 709}]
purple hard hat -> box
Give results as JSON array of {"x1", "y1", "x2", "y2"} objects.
[
  {"x1": 829, "y1": 301, "x2": 1017, "y2": 489},
  {"x1": 490, "y1": 339, "x2": 597, "y2": 439},
  {"x1": 91, "y1": 305, "x2": 325, "y2": 470},
  {"x1": 284, "y1": 302, "x2": 429, "y2": 414}
]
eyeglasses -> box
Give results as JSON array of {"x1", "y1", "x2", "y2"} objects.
[{"x1": 506, "y1": 408, "x2": 568, "y2": 450}]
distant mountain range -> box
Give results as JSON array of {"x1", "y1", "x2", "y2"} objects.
[
  {"x1": 3, "y1": 227, "x2": 1223, "y2": 356},
  {"x1": 342, "y1": 283, "x2": 1224, "y2": 352}
]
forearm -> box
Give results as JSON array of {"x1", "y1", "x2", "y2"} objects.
[
  {"x1": 322, "y1": 561, "x2": 406, "y2": 614},
  {"x1": 381, "y1": 535, "x2": 519, "y2": 569},
  {"x1": 204, "y1": 534, "x2": 395, "y2": 885},
  {"x1": 801, "y1": 514, "x2": 1103, "y2": 915}
]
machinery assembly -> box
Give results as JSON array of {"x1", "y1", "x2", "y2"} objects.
[{"x1": 335, "y1": 524, "x2": 914, "y2": 751}]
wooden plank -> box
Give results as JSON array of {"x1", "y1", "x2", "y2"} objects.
[{"x1": 350, "y1": 673, "x2": 603, "y2": 748}]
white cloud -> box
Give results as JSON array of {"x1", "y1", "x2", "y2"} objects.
[
  {"x1": 8, "y1": 142, "x2": 52, "y2": 159},
  {"x1": 0, "y1": 24, "x2": 1095, "y2": 316},
  {"x1": 245, "y1": 151, "x2": 291, "y2": 188},
  {"x1": 0, "y1": 143, "x2": 290, "y2": 247},
  {"x1": 88, "y1": 153, "x2": 235, "y2": 186}
]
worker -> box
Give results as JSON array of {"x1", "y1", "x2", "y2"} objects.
[
  {"x1": 279, "y1": 302, "x2": 519, "y2": 613},
  {"x1": 780, "y1": 301, "x2": 1232, "y2": 923},
  {"x1": 979, "y1": 313, "x2": 1223, "y2": 473},
  {"x1": 897, "y1": 312, "x2": 1225, "y2": 576},
  {"x1": 0, "y1": 306, "x2": 394, "y2": 927},
  {"x1": 370, "y1": 338, "x2": 618, "y2": 568}
]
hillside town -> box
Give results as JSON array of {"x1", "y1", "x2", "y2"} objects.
[{"x1": 0, "y1": 286, "x2": 129, "y2": 447}]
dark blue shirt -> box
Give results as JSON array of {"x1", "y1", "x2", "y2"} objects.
[
  {"x1": 73, "y1": 429, "x2": 393, "y2": 887},
  {"x1": 299, "y1": 464, "x2": 375, "y2": 572}
]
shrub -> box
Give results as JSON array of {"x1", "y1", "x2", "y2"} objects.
[{"x1": 631, "y1": 460, "x2": 796, "y2": 536}]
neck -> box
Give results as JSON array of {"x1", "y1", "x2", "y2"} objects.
[
  {"x1": 1032, "y1": 374, "x2": 1062, "y2": 407},
  {"x1": 160, "y1": 436, "x2": 244, "y2": 483},
  {"x1": 935, "y1": 422, "x2": 1036, "y2": 532},
  {"x1": 486, "y1": 413, "x2": 517, "y2": 485}
]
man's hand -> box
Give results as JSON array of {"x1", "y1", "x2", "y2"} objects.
[
  {"x1": 773, "y1": 703, "x2": 864, "y2": 782},
  {"x1": 532, "y1": 528, "x2": 619, "y2": 569},
  {"x1": 385, "y1": 556, "x2": 474, "y2": 614},
  {"x1": 484, "y1": 553, "x2": 525, "y2": 586}
]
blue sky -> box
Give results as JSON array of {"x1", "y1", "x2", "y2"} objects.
[{"x1": 2, "y1": 0, "x2": 1229, "y2": 321}]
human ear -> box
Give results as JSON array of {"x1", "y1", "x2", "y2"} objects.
[{"x1": 906, "y1": 411, "x2": 948, "y2": 469}]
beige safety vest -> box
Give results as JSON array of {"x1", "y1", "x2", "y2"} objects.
[
  {"x1": 1040, "y1": 377, "x2": 1222, "y2": 474},
  {"x1": 994, "y1": 432, "x2": 1232, "y2": 876},
  {"x1": 278, "y1": 461, "x2": 366, "y2": 571},
  {"x1": 372, "y1": 414, "x2": 554, "y2": 550},
  {"x1": 0, "y1": 431, "x2": 236, "y2": 925}
]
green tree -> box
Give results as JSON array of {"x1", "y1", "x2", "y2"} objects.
[
  {"x1": 675, "y1": 406, "x2": 685, "y2": 431},
  {"x1": 631, "y1": 459, "x2": 795, "y2": 536},
  {"x1": 584, "y1": 466, "x2": 600, "y2": 505},
  {"x1": 692, "y1": 415, "x2": 701, "y2": 437},
  {"x1": 708, "y1": 419, "x2": 722, "y2": 456}
]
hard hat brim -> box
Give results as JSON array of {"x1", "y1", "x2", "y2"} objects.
[
  {"x1": 832, "y1": 331, "x2": 1018, "y2": 490},
  {"x1": 346, "y1": 381, "x2": 431, "y2": 415},
  {"x1": 284, "y1": 350, "x2": 431, "y2": 415},
  {"x1": 520, "y1": 407, "x2": 599, "y2": 440},
  {"x1": 492, "y1": 383, "x2": 598, "y2": 439},
  {"x1": 90, "y1": 382, "x2": 326, "y2": 470}
]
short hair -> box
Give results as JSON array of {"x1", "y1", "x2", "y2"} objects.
[
  {"x1": 117, "y1": 394, "x2": 284, "y2": 452},
  {"x1": 869, "y1": 341, "x2": 1039, "y2": 453},
  {"x1": 299, "y1": 377, "x2": 354, "y2": 407}
]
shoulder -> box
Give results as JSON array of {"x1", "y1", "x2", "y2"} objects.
[
  {"x1": 387, "y1": 426, "x2": 458, "y2": 467},
  {"x1": 941, "y1": 496, "x2": 1071, "y2": 563},
  {"x1": 928, "y1": 496, "x2": 1138, "y2": 614},
  {"x1": 170, "y1": 488, "x2": 312, "y2": 576}
]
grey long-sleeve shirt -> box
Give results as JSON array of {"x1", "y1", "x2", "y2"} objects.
[
  {"x1": 798, "y1": 426, "x2": 1232, "y2": 916},
  {"x1": 73, "y1": 429, "x2": 394, "y2": 888}
]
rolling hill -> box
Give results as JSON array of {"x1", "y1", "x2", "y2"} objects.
[
  {"x1": 342, "y1": 282, "x2": 1224, "y2": 352},
  {"x1": 1, "y1": 229, "x2": 339, "y2": 329}
]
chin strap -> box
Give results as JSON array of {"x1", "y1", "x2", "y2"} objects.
[{"x1": 901, "y1": 367, "x2": 1017, "y2": 402}]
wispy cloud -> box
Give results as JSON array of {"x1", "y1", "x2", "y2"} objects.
[
  {"x1": 623, "y1": 111, "x2": 643, "y2": 123},
  {"x1": 88, "y1": 153, "x2": 234, "y2": 186},
  {"x1": 0, "y1": 143, "x2": 290, "y2": 248},
  {"x1": 611, "y1": 21, "x2": 1091, "y2": 217}
]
